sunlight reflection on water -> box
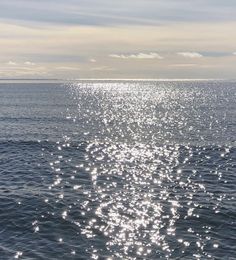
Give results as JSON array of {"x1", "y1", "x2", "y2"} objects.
[{"x1": 43, "y1": 81, "x2": 235, "y2": 259}]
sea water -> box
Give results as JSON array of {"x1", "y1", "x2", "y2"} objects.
[{"x1": 0, "y1": 80, "x2": 235, "y2": 259}]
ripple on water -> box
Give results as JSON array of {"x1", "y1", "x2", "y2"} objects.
[{"x1": 0, "y1": 81, "x2": 235, "y2": 259}]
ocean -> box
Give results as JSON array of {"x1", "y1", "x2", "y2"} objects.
[{"x1": 0, "y1": 80, "x2": 235, "y2": 259}]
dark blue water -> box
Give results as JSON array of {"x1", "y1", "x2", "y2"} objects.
[{"x1": 0, "y1": 80, "x2": 235, "y2": 259}]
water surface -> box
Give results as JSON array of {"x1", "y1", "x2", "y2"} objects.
[{"x1": 0, "y1": 80, "x2": 235, "y2": 259}]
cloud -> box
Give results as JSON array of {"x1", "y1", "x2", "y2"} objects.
[
  {"x1": 89, "y1": 58, "x2": 97, "y2": 63},
  {"x1": 7, "y1": 61, "x2": 17, "y2": 65},
  {"x1": 24, "y1": 61, "x2": 35, "y2": 65},
  {"x1": 7, "y1": 61, "x2": 36, "y2": 66},
  {"x1": 109, "y1": 52, "x2": 163, "y2": 59},
  {"x1": 169, "y1": 63, "x2": 197, "y2": 67},
  {"x1": 233, "y1": 52, "x2": 236, "y2": 55},
  {"x1": 177, "y1": 52, "x2": 203, "y2": 58},
  {"x1": 56, "y1": 66, "x2": 80, "y2": 71},
  {"x1": 0, "y1": 63, "x2": 48, "y2": 78},
  {"x1": 90, "y1": 66, "x2": 115, "y2": 71}
]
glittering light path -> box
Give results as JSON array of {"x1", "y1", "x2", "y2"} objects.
[{"x1": 41, "y1": 81, "x2": 235, "y2": 259}]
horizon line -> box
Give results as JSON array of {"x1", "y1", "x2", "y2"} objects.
[{"x1": 0, "y1": 78, "x2": 233, "y2": 82}]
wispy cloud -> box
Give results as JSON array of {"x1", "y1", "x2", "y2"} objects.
[
  {"x1": 233, "y1": 52, "x2": 236, "y2": 55},
  {"x1": 109, "y1": 52, "x2": 163, "y2": 59},
  {"x1": 90, "y1": 66, "x2": 115, "y2": 71},
  {"x1": 7, "y1": 61, "x2": 17, "y2": 66},
  {"x1": 56, "y1": 66, "x2": 80, "y2": 71},
  {"x1": 24, "y1": 61, "x2": 35, "y2": 66},
  {"x1": 0, "y1": 63, "x2": 48, "y2": 77},
  {"x1": 89, "y1": 58, "x2": 97, "y2": 63},
  {"x1": 1, "y1": 0, "x2": 236, "y2": 27},
  {"x1": 169, "y1": 63, "x2": 197, "y2": 67},
  {"x1": 177, "y1": 52, "x2": 203, "y2": 58},
  {"x1": 7, "y1": 61, "x2": 36, "y2": 66}
]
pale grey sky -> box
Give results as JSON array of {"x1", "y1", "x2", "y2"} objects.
[{"x1": 0, "y1": 0, "x2": 236, "y2": 79}]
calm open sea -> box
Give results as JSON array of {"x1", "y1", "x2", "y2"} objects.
[{"x1": 0, "y1": 80, "x2": 235, "y2": 259}]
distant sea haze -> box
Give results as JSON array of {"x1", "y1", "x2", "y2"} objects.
[{"x1": 0, "y1": 80, "x2": 235, "y2": 259}]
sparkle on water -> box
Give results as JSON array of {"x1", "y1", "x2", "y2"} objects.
[{"x1": 40, "y1": 81, "x2": 235, "y2": 259}]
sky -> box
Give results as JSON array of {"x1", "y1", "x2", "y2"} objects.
[{"x1": 0, "y1": 0, "x2": 236, "y2": 79}]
